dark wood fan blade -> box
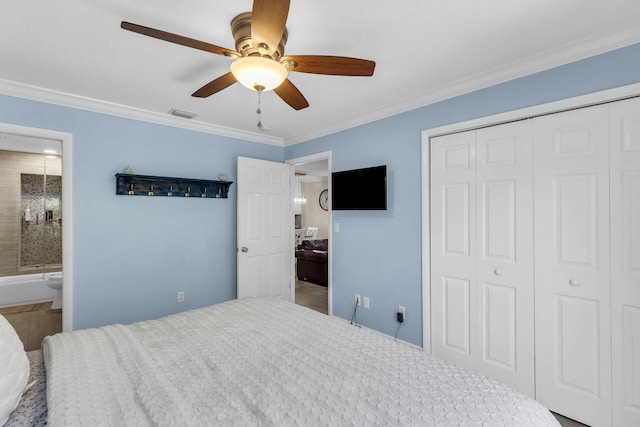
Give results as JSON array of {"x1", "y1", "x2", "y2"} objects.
[
  {"x1": 274, "y1": 79, "x2": 309, "y2": 110},
  {"x1": 192, "y1": 73, "x2": 237, "y2": 98},
  {"x1": 282, "y1": 55, "x2": 375, "y2": 76},
  {"x1": 121, "y1": 22, "x2": 237, "y2": 57},
  {"x1": 251, "y1": 0, "x2": 290, "y2": 55}
]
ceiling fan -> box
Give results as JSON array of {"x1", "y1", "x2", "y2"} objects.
[{"x1": 121, "y1": 0, "x2": 376, "y2": 111}]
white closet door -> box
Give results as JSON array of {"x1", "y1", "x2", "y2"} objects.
[
  {"x1": 431, "y1": 123, "x2": 534, "y2": 397},
  {"x1": 610, "y1": 97, "x2": 640, "y2": 427},
  {"x1": 430, "y1": 131, "x2": 477, "y2": 370},
  {"x1": 475, "y1": 121, "x2": 535, "y2": 396},
  {"x1": 534, "y1": 105, "x2": 612, "y2": 427}
]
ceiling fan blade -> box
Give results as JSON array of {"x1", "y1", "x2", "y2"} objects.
[
  {"x1": 282, "y1": 55, "x2": 375, "y2": 76},
  {"x1": 251, "y1": 0, "x2": 290, "y2": 55},
  {"x1": 274, "y1": 79, "x2": 309, "y2": 110},
  {"x1": 192, "y1": 73, "x2": 237, "y2": 98},
  {"x1": 121, "y1": 21, "x2": 238, "y2": 57}
]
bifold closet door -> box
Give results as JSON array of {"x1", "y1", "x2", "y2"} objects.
[
  {"x1": 610, "y1": 97, "x2": 640, "y2": 427},
  {"x1": 475, "y1": 122, "x2": 534, "y2": 397},
  {"x1": 534, "y1": 105, "x2": 612, "y2": 427},
  {"x1": 431, "y1": 121, "x2": 534, "y2": 396},
  {"x1": 431, "y1": 131, "x2": 477, "y2": 371}
]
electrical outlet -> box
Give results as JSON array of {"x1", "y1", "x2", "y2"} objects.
[
  {"x1": 363, "y1": 296, "x2": 370, "y2": 309},
  {"x1": 398, "y1": 305, "x2": 406, "y2": 317},
  {"x1": 355, "y1": 294, "x2": 361, "y2": 306},
  {"x1": 177, "y1": 291, "x2": 185, "y2": 303}
]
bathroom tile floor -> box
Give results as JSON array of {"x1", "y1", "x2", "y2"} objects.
[{"x1": 0, "y1": 302, "x2": 62, "y2": 351}]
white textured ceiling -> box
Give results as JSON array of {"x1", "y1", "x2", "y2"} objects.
[{"x1": 2, "y1": 0, "x2": 640, "y2": 146}]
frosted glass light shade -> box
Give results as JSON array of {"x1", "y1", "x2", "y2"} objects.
[{"x1": 230, "y1": 56, "x2": 288, "y2": 92}]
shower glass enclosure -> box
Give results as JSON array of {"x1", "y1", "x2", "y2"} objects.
[
  {"x1": 0, "y1": 146, "x2": 62, "y2": 279},
  {"x1": 20, "y1": 167, "x2": 62, "y2": 272}
]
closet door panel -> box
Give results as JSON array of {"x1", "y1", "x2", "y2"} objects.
[
  {"x1": 534, "y1": 105, "x2": 611, "y2": 427},
  {"x1": 621, "y1": 307, "x2": 640, "y2": 411},
  {"x1": 555, "y1": 173, "x2": 599, "y2": 267},
  {"x1": 476, "y1": 121, "x2": 534, "y2": 396},
  {"x1": 430, "y1": 132, "x2": 477, "y2": 370},
  {"x1": 610, "y1": 97, "x2": 640, "y2": 427},
  {"x1": 621, "y1": 171, "x2": 640, "y2": 272},
  {"x1": 481, "y1": 179, "x2": 515, "y2": 261},
  {"x1": 442, "y1": 183, "x2": 471, "y2": 256},
  {"x1": 481, "y1": 282, "x2": 516, "y2": 367},
  {"x1": 556, "y1": 295, "x2": 601, "y2": 393},
  {"x1": 442, "y1": 276, "x2": 471, "y2": 354}
]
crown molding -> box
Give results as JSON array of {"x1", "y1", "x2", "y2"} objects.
[
  {"x1": 284, "y1": 25, "x2": 640, "y2": 146},
  {"x1": 2, "y1": 24, "x2": 640, "y2": 148},
  {"x1": 0, "y1": 79, "x2": 285, "y2": 147}
]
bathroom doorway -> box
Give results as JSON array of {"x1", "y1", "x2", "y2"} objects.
[{"x1": 0, "y1": 123, "x2": 73, "y2": 332}]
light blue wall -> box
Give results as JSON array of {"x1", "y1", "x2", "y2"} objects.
[
  {"x1": 0, "y1": 96, "x2": 283, "y2": 329},
  {"x1": 285, "y1": 42, "x2": 640, "y2": 347}
]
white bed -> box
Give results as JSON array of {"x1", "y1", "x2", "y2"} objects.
[{"x1": 38, "y1": 297, "x2": 559, "y2": 426}]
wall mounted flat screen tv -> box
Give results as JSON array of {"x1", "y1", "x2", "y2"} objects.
[{"x1": 332, "y1": 165, "x2": 387, "y2": 210}]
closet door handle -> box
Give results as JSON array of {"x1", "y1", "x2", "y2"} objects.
[
  {"x1": 494, "y1": 269, "x2": 502, "y2": 276},
  {"x1": 569, "y1": 279, "x2": 580, "y2": 286}
]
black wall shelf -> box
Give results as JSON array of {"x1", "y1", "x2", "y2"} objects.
[{"x1": 115, "y1": 173, "x2": 233, "y2": 199}]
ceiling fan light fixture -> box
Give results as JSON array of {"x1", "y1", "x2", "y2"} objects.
[{"x1": 230, "y1": 56, "x2": 288, "y2": 92}]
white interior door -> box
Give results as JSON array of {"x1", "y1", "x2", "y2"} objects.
[
  {"x1": 475, "y1": 121, "x2": 535, "y2": 397},
  {"x1": 431, "y1": 122, "x2": 535, "y2": 396},
  {"x1": 237, "y1": 156, "x2": 293, "y2": 300},
  {"x1": 610, "y1": 97, "x2": 640, "y2": 427},
  {"x1": 431, "y1": 131, "x2": 478, "y2": 370},
  {"x1": 534, "y1": 105, "x2": 612, "y2": 427}
]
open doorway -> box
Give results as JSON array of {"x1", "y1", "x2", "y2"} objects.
[
  {"x1": 286, "y1": 152, "x2": 331, "y2": 316},
  {"x1": 0, "y1": 123, "x2": 73, "y2": 333}
]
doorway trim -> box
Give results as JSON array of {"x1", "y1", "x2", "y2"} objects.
[
  {"x1": 0, "y1": 123, "x2": 73, "y2": 332},
  {"x1": 286, "y1": 151, "x2": 332, "y2": 315},
  {"x1": 420, "y1": 81, "x2": 640, "y2": 354}
]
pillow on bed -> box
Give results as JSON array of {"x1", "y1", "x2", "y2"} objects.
[{"x1": 0, "y1": 314, "x2": 29, "y2": 426}]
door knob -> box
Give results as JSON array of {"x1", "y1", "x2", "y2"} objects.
[
  {"x1": 241, "y1": 246, "x2": 248, "y2": 252},
  {"x1": 569, "y1": 279, "x2": 580, "y2": 286},
  {"x1": 494, "y1": 269, "x2": 503, "y2": 276}
]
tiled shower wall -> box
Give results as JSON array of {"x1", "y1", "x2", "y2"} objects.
[
  {"x1": 20, "y1": 173, "x2": 62, "y2": 269},
  {"x1": 0, "y1": 150, "x2": 62, "y2": 277}
]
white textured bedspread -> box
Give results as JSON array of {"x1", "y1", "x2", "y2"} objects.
[{"x1": 43, "y1": 297, "x2": 559, "y2": 426}]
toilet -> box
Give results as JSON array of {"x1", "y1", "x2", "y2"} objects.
[{"x1": 46, "y1": 272, "x2": 63, "y2": 310}]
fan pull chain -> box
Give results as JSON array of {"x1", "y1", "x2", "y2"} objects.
[{"x1": 256, "y1": 85, "x2": 264, "y2": 129}]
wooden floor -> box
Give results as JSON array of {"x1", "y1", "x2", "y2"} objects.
[
  {"x1": 553, "y1": 412, "x2": 589, "y2": 427},
  {"x1": 295, "y1": 279, "x2": 328, "y2": 315},
  {"x1": 0, "y1": 302, "x2": 62, "y2": 351}
]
